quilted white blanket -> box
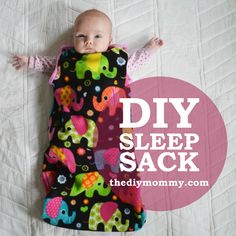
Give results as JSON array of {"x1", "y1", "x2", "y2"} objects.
[{"x1": 0, "y1": 0, "x2": 235, "y2": 235}]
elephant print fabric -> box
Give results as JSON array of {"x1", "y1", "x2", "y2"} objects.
[{"x1": 41, "y1": 47, "x2": 146, "y2": 232}]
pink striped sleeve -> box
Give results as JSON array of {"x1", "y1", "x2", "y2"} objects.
[{"x1": 28, "y1": 56, "x2": 57, "y2": 73}]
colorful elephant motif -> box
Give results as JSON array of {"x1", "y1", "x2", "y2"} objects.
[
  {"x1": 58, "y1": 115, "x2": 98, "y2": 147},
  {"x1": 76, "y1": 53, "x2": 117, "y2": 80},
  {"x1": 42, "y1": 197, "x2": 76, "y2": 225},
  {"x1": 89, "y1": 202, "x2": 129, "y2": 232},
  {"x1": 94, "y1": 148, "x2": 120, "y2": 173},
  {"x1": 45, "y1": 145, "x2": 76, "y2": 173},
  {"x1": 93, "y1": 86, "x2": 127, "y2": 116},
  {"x1": 70, "y1": 171, "x2": 111, "y2": 197},
  {"x1": 54, "y1": 85, "x2": 84, "y2": 112}
]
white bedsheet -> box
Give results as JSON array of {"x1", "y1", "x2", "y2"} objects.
[{"x1": 0, "y1": 0, "x2": 236, "y2": 235}]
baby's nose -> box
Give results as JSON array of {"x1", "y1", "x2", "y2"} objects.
[{"x1": 85, "y1": 37, "x2": 93, "y2": 46}]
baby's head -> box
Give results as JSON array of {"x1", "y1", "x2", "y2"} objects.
[{"x1": 73, "y1": 9, "x2": 112, "y2": 54}]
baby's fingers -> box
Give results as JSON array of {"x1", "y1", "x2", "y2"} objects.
[
  {"x1": 11, "y1": 60, "x2": 20, "y2": 66},
  {"x1": 11, "y1": 56, "x2": 20, "y2": 64},
  {"x1": 158, "y1": 39, "x2": 164, "y2": 46},
  {"x1": 12, "y1": 62, "x2": 23, "y2": 69},
  {"x1": 11, "y1": 63, "x2": 20, "y2": 70},
  {"x1": 14, "y1": 65, "x2": 22, "y2": 70},
  {"x1": 11, "y1": 55, "x2": 21, "y2": 61},
  {"x1": 153, "y1": 37, "x2": 164, "y2": 46}
]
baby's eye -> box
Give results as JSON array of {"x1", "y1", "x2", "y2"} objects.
[
  {"x1": 76, "y1": 34, "x2": 85, "y2": 38},
  {"x1": 95, "y1": 35, "x2": 102, "y2": 39}
]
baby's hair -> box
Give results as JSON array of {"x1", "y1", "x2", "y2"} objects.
[{"x1": 74, "y1": 9, "x2": 112, "y2": 31}]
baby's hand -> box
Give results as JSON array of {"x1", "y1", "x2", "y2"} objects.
[
  {"x1": 144, "y1": 37, "x2": 164, "y2": 54},
  {"x1": 11, "y1": 55, "x2": 29, "y2": 70}
]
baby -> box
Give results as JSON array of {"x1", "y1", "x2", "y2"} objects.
[{"x1": 11, "y1": 9, "x2": 163, "y2": 232}]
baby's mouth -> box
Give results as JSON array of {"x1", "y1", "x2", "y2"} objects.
[{"x1": 85, "y1": 48, "x2": 95, "y2": 53}]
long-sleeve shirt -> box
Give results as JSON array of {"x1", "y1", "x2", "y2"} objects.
[{"x1": 28, "y1": 46, "x2": 152, "y2": 84}]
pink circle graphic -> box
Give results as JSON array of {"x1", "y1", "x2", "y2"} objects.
[{"x1": 94, "y1": 77, "x2": 227, "y2": 211}]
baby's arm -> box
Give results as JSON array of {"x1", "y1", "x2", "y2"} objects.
[
  {"x1": 127, "y1": 37, "x2": 163, "y2": 74},
  {"x1": 11, "y1": 55, "x2": 56, "y2": 73}
]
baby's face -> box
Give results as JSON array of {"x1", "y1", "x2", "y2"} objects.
[{"x1": 73, "y1": 14, "x2": 112, "y2": 54}]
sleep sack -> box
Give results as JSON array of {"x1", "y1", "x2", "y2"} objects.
[{"x1": 40, "y1": 46, "x2": 147, "y2": 232}]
